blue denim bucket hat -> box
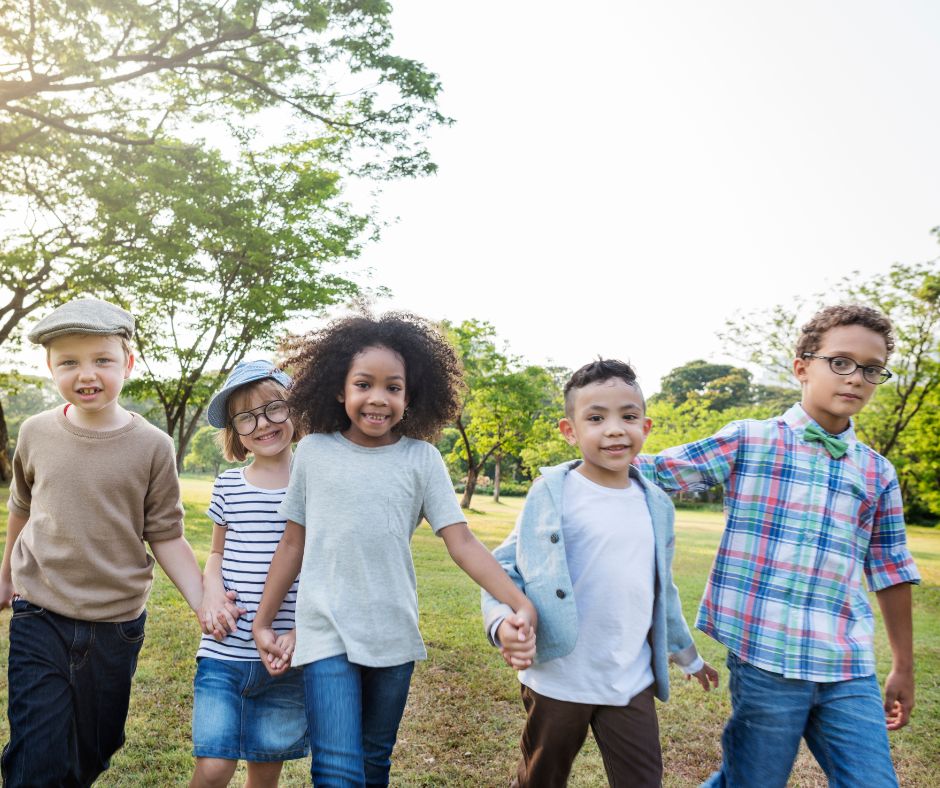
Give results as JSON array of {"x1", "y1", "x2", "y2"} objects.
[{"x1": 206, "y1": 359, "x2": 292, "y2": 428}]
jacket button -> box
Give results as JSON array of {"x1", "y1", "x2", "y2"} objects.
[
  {"x1": 550, "y1": 533, "x2": 559, "y2": 543},
  {"x1": 555, "y1": 589, "x2": 566, "y2": 599}
]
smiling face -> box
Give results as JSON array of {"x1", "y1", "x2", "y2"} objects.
[
  {"x1": 338, "y1": 345, "x2": 408, "y2": 447},
  {"x1": 46, "y1": 333, "x2": 134, "y2": 428},
  {"x1": 229, "y1": 380, "x2": 294, "y2": 461},
  {"x1": 559, "y1": 377, "x2": 652, "y2": 488},
  {"x1": 793, "y1": 323, "x2": 888, "y2": 434}
]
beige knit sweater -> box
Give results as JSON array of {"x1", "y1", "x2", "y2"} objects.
[{"x1": 8, "y1": 407, "x2": 184, "y2": 622}]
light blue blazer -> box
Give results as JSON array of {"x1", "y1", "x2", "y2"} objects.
[{"x1": 481, "y1": 460, "x2": 700, "y2": 702}]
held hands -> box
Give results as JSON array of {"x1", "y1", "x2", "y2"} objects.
[
  {"x1": 883, "y1": 668, "x2": 915, "y2": 730},
  {"x1": 497, "y1": 602, "x2": 538, "y2": 671},
  {"x1": 197, "y1": 589, "x2": 246, "y2": 641},
  {"x1": 686, "y1": 661, "x2": 720, "y2": 691},
  {"x1": 253, "y1": 624, "x2": 295, "y2": 676}
]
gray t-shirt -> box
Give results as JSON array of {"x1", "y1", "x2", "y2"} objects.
[{"x1": 279, "y1": 432, "x2": 465, "y2": 667}]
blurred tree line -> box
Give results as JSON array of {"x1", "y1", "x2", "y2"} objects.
[{"x1": 4, "y1": 255, "x2": 940, "y2": 524}]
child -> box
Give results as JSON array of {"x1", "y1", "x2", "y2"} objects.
[
  {"x1": 636, "y1": 304, "x2": 921, "y2": 787},
  {"x1": 482, "y1": 358, "x2": 718, "y2": 788},
  {"x1": 251, "y1": 312, "x2": 537, "y2": 787},
  {"x1": 190, "y1": 360, "x2": 308, "y2": 787},
  {"x1": 0, "y1": 297, "x2": 219, "y2": 786}
]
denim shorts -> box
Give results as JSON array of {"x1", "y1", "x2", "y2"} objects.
[{"x1": 192, "y1": 657, "x2": 308, "y2": 762}]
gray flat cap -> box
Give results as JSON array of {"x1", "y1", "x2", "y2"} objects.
[{"x1": 28, "y1": 298, "x2": 135, "y2": 345}]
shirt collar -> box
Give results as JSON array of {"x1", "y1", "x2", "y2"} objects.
[{"x1": 781, "y1": 402, "x2": 857, "y2": 442}]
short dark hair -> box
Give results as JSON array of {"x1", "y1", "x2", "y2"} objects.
[
  {"x1": 283, "y1": 312, "x2": 464, "y2": 442},
  {"x1": 563, "y1": 358, "x2": 644, "y2": 417},
  {"x1": 796, "y1": 304, "x2": 895, "y2": 360}
]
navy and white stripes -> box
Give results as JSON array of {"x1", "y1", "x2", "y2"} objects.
[{"x1": 196, "y1": 467, "x2": 299, "y2": 661}]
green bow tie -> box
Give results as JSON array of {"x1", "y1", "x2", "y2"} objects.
[{"x1": 803, "y1": 423, "x2": 848, "y2": 459}]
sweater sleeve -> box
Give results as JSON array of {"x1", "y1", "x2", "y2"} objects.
[{"x1": 142, "y1": 432, "x2": 184, "y2": 543}]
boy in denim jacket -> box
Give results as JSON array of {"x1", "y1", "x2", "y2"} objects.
[
  {"x1": 637, "y1": 305, "x2": 920, "y2": 787},
  {"x1": 483, "y1": 359, "x2": 717, "y2": 787}
]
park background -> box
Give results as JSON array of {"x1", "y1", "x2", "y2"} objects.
[{"x1": 1, "y1": 1, "x2": 939, "y2": 785}]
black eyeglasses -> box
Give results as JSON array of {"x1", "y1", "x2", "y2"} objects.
[
  {"x1": 231, "y1": 400, "x2": 290, "y2": 435},
  {"x1": 801, "y1": 354, "x2": 892, "y2": 385}
]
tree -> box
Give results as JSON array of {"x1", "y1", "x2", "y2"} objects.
[
  {"x1": 1, "y1": 1, "x2": 446, "y2": 178},
  {"x1": 0, "y1": 1, "x2": 448, "y2": 467},
  {"x1": 445, "y1": 320, "x2": 553, "y2": 507},
  {"x1": 519, "y1": 417, "x2": 573, "y2": 478},
  {"x1": 656, "y1": 360, "x2": 754, "y2": 410},
  {"x1": 183, "y1": 425, "x2": 233, "y2": 477},
  {"x1": 0, "y1": 371, "x2": 57, "y2": 480},
  {"x1": 100, "y1": 141, "x2": 363, "y2": 468},
  {"x1": 0, "y1": 0, "x2": 445, "y2": 343}
]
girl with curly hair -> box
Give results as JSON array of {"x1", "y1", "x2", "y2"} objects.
[{"x1": 251, "y1": 312, "x2": 536, "y2": 787}]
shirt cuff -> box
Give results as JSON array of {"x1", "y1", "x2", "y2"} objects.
[
  {"x1": 489, "y1": 618, "x2": 506, "y2": 647},
  {"x1": 680, "y1": 655, "x2": 705, "y2": 675}
]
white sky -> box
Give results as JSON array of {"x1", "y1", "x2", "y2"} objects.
[{"x1": 349, "y1": 0, "x2": 940, "y2": 392}]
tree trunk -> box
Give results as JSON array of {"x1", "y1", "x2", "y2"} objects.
[
  {"x1": 492, "y1": 453, "x2": 501, "y2": 503},
  {"x1": 0, "y1": 396, "x2": 11, "y2": 483},
  {"x1": 460, "y1": 466, "x2": 479, "y2": 509}
]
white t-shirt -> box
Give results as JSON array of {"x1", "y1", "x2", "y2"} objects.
[
  {"x1": 520, "y1": 471, "x2": 656, "y2": 705},
  {"x1": 279, "y1": 432, "x2": 465, "y2": 668}
]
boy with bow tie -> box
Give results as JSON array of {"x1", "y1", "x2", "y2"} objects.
[{"x1": 637, "y1": 304, "x2": 920, "y2": 788}]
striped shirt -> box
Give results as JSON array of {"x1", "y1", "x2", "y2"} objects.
[
  {"x1": 196, "y1": 467, "x2": 299, "y2": 661},
  {"x1": 636, "y1": 403, "x2": 920, "y2": 682}
]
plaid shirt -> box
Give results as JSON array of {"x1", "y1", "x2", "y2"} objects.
[{"x1": 636, "y1": 403, "x2": 920, "y2": 682}]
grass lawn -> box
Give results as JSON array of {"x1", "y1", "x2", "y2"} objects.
[{"x1": 0, "y1": 478, "x2": 937, "y2": 786}]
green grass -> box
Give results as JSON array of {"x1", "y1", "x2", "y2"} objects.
[{"x1": 1, "y1": 481, "x2": 938, "y2": 786}]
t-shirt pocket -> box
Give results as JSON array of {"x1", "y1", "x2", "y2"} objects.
[{"x1": 387, "y1": 496, "x2": 418, "y2": 538}]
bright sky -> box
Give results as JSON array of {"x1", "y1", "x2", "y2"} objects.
[{"x1": 350, "y1": 0, "x2": 940, "y2": 393}]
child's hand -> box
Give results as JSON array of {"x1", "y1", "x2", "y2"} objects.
[
  {"x1": 198, "y1": 589, "x2": 246, "y2": 641},
  {"x1": 266, "y1": 629, "x2": 297, "y2": 676},
  {"x1": 883, "y1": 667, "x2": 914, "y2": 730},
  {"x1": 687, "y1": 661, "x2": 720, "y2": 691},
  {"x1": 497, "y1": 613, "x2": 537, "y2": 671},
  {"x1": 0, "y1": 577, "x2": 16, "y2": 610},
  {"x1": 254, "y1": 624, "x2": 290, "y2": 677}
]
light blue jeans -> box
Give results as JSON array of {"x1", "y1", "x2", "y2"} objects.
[
  {"x1": 702, "y1": 652, "x2": 898, "y2": 788},
  {"x1": 303, "y1": 653, "x2": 414, "y2": 787}
]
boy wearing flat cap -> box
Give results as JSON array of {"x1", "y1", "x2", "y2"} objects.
[{"x1": 0, "y1": 298, "x2": 226, "y2": 786}]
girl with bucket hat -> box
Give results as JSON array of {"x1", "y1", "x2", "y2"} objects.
[{"x1": 190, "y1": 360, "x2": 308, "y2": 788}]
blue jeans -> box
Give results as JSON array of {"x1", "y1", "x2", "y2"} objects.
[
  {"x1": 1, "y1": 599, "x2": 146, "y2": 787},
  {"x1": 702, "y1": 652, "x2": 898, "y2": 788},
  {"x1": 303, "y1": 654, "x2": 414, "y2": 787}
]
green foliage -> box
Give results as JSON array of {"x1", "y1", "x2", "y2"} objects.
[
  {"x1": 0, "y1": 0, "x2": 447, "y2": 348},
  {"x1": 519, "y1": 417, "x2": 574, "y2": 478},
  {"x1": 90, "y1": 140, "x2": 366, "y2": 466},
  {"x1": 443, "y1": 320, "x2": 563, "y2": 506},
  {"x1": 645, "y1": 398, "x2": 780, "y2": 455},
  {"x1": 182, "y1": 425, "x2": 237, "y2": 477},
  {"x1": 653, "y1": 359, "x2": 794, "y2": 412}
]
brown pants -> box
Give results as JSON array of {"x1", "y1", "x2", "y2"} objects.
[{"x1": 511, "y1": 684, "x2": 662, "y2": 788}]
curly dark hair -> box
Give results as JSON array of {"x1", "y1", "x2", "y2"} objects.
[
  {"x1": 563, "y1": 358, "x2": 644, "y2": 417},
  {"x1": 282, "y1": 312, "x2": 464, "y2": 442},
  {"x1": 796, "y1": 304, "x2": 895, "y2": 359}
]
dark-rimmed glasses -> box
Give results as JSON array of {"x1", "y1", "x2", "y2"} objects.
[
  {"x1": 231, "y1": 400, "x2": 290, "y2": 435},
  {"x1": 801, "y1": 354, "x2": 892, "y2": 385}
]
